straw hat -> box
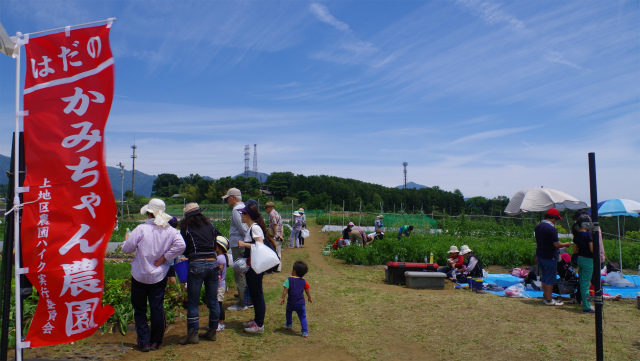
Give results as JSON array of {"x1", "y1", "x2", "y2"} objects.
[
  {"x1": 459, "y1": 245, "x2": 472, "y2": 255},
  {"x1": 376, "y1": 215, "x2": 384, "y2": 219},
  {"x1": 298, "y1": 208, "x2": 305, "y2": 213},
  {"x1": 215, "y1": 236, "x2": 230, "y2": 253},
  {"x1": 183, "y1": 202, "x2": 201, "y2": 218},
  {"x1": 140, "y1": 198, "x2": 173, "y2": 227},
  {"x1": 447, "y1": 245, "x2": 460, "y2": 254}
]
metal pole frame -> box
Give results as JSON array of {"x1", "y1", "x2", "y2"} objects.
[
  {"x1": 8, "y1": 19, "x2": 116, "y2": 360},
  {"x1": 588, "y1": 152, "x2": 603, "y2": 361}
]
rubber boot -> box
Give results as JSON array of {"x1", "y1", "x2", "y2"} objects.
[
  {"x1": 202, "y1": 329, "x2": 216, "y2": 341},
  {"x1": 181, "y1": 328, "x2": 199, "y2": 345}
]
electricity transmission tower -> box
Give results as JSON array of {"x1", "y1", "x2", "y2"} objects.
[{"x1": 244, "y1": 145, "x2": 250, "y2": 178}]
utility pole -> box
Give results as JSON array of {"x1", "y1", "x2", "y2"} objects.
[
  {"x1": 403, "y1": 162, "x2": 408, "y2": 189},
  {"x1": 117, "y1": 162, "x2": 125, "y2": 220},
  {"x1": 131, "y1": 143, "x2": 137, "y2": 196},
  {"x1": 253, "y1": 144, "x2": 258, "y2": 180}
]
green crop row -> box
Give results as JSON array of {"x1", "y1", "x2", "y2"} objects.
[{"x1": 331, "y1": 232, "x2": 640, "y2": 269}]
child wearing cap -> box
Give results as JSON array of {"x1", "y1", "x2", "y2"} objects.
[
  {"x1": 280, "y1": 261, "x2": 313, "y2": 337},
  {"x1": 215, "y1": 236, "x2": 230, "y2": 331}
]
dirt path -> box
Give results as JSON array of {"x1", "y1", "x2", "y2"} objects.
[{"x1": 18, "y1": 222, "x2": 640, "y2": 361}]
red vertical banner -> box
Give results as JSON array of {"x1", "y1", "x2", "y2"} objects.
[{"x1": 21, "y1": 24, "x2": 115, "y2": 347}]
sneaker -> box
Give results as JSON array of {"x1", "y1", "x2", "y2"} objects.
[
  {"x1": 567, "y1": 298, "x2": 578, "y2": 304},
  {"x1": 247, "y1": 304, "x2": 254, "y2": 308},
  {"x1": 243, "y1": 320, "x2": 256, "y2": 327},
  {"x1": 216, "y1": 324, "x2": 226, "y2": 332},
  {"x1": 149, "y1": 343, "x2": 159, "y2": 351},
  {"x1": 583, "y1": 308, "x2": 596, "y2": 314},
  {"x1": 301, "y1": 332, "x2": 308, "y2": 338},
  {"x1": 139, "y1": 345, "x2": 151, "y2": 352},
  {"x1": 543, "y1": 299, "x2": 562, "y2": 306},
  {"x1": 244, "y1": 324, "x2": 264, "y2": 333},
  {"x1": 285, "y1": 323, "x2": 292, "y2": 329},
  {"x1": 228, "y1": 304, "x2": 248, "y2": 311}
]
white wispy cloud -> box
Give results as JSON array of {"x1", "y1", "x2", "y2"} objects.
[
  {"x1": 451, "y1": 126, "x2": 539, "y2": 145},
  {"x1": 309, "y1": 3, "x2": 349, "y2": 32}
]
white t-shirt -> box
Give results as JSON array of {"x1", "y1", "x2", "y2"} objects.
[{"x1": 244, "y1": 223, "x2": 264, "y2": 244}]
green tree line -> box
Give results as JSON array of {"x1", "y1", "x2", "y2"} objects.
[{"x1": 146, "y1": 171, "x2": 509, "y2": 215}]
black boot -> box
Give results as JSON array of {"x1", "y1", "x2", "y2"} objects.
[
  {"x1": 201, "y1": 329, "x2": 216, "y2": 341},
  {"x1": 181, "y1": 328, "x2": 199, "y2": 345}
]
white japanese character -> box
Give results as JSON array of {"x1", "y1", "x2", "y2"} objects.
[
  {"x1": 48, "y1": 310, "x2": 57, "y2": 321},
  {"x1": 61, "y1": 87, "x2": 105, "y2": 116},
  {"x1": 40, "y1": 178, "x2": 52, "y2": 188},
  {"x1": 60, "y1": 258, "x2": 102, "y2": 297},
  {"x1": 38, "y1": 189, "x2": 52, "y2": 200},
  {"x1": 73, "y1": 192, "x2": 101, "y2": 219},
  {"x1": 46, "y1": 299, "x2": 56, "y2": 310},
  {"x1": 66, "y1": 157, "x2": 99, "y2": 188},
  {"x1": 65, "y1": 298, "x2": 99, "y2": 336},
  {"x1": 37, "y1": 240, "x2": 48, "y2": 247},
  {"x1": 30, "y1": 56, "x2": 55, "y2": 79},
  {"x1": 62, "y1": 122, "x2": 102, "y2": 152},
  {"x1": 38, "y1": 248, "x2": 46, "y2": 260},
  {"x1": 59, "y1": 224, "x2": 104, "y2": 255},
  {"x1": 42, "y1": 322, "x2": 55, "y2": 334},
  {"x1": 87, "y1": 37, "x2": 102, "y2": 58},
  {"x1": 38, "y1": 273, "x2": 47, "y2": 285},
  {"x1": 38, "y1": 213, "x2": 50, "y2": 226},
  {"x1": 40, "y1": 287, "x2": 49, "y2": 298},
  {"x1": 39, "y1": 202, "x2": 50, "y2": 213},
  {"x1": 37, "y1": 262, "x2": 46, "y2": 272},
  {"x1": 38, "y1": 226, "x2": 49, "y2": 238},
  {"x1": 58, "y1": 46, "x2": 82, "y2": 71}
]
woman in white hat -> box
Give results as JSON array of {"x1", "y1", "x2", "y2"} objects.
[
  {"x1": 437, "y1": 245, "x2": 464, "y2": 279},
  {"x1": 290, "y1": 211, "x2": 303, "y2": 248},
  {"x1": 297, "y1": 208, "x2": 306, "y2": 247},
  {"x1": 122, "y1": 198, "x2": 185, "y2": 352},
  {"x1": 459, "y1": 245, "x2": 483, "y2": 279}
]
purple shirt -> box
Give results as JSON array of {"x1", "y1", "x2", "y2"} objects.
[{"x1": 122, "y1": 219, "x2": 186, "y2": 284}]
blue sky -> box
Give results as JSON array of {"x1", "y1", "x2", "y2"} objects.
[{"x1": 1, "y1": 0, "x2": 638, "y2": 203}]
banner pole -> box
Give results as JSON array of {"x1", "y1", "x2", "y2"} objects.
[
  {"x1": 17, "y1": 18, "x2": 115, "y2": 39},
  {"x1": 12, "y1": 33, "x2": 24, "y2": 361}
]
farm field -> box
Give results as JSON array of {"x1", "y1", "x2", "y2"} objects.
[{"x1": 10, "y1": 222, "x2": 640, "y2": 361}]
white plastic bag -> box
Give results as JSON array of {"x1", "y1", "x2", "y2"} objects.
[
  {"x1": 250, "y1": 241, "x2": 281, "y2": 274},
  {"x1": 301, "y1": 229, "x2": 310, "y2": 238},
  {"x1": 604, "y1": 271, "x2": 634, "y2": 287},
  {"x1": 504, "y1": 283, "x2": 530, "y2": 298}
]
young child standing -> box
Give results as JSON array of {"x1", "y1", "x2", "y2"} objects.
[
  {"x1": 280, "y1": 261, "x2": 313, "y2": 337},
  {"x1": 215, "y1": 236, "x2": 230, "y2": 332}
]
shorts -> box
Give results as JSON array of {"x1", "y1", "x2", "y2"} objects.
[
  {"x1": 217, "y1": 285, "x2": 225, "y2": 302},
  {"x1": 537, "y1": 257, "x2": 557, "y2": 285}
]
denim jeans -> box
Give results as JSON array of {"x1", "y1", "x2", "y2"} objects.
[
  {"x1": 187, "y1": 260, "x2": 219, "y2": 331},
  {"x1": 245, "y1": 268, "x2": 265, "y2": 327},
  {"x1": 290, "y1": 228, "x2": 301, "y2": 248},
  {"x1": 131, "y1": 276, "x2": 167, "y2": 347},
  {"x1": 286, "y1": 303, "x2": 308, "y2": 333}
]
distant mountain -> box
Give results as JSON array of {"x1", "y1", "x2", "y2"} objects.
[
  {"x1": 0, "y1": 153, "x2": 156, "y2": 197},
  {"x1": 234, "y1": 172, "x2": 270, "y2": 183},
  {"x1": 107, "y1": 167, "x2": 156, "y2": 198},
  {"x1": 396, "y1": 182, "x2": 428, "y2": 190}
]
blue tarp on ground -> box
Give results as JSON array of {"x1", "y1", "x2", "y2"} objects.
[{"x1": 481, "y1": 273, "x2": 640, "y2": 299}]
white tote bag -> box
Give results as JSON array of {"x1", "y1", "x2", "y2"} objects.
[
  {"x1": 301, "y1": 229, "x2": 310, "y2": 238},
  {"x1": 250, "y1": 241, "x2": 280, "y2": 274}
]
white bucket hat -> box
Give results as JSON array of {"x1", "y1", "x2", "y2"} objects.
[
  {"x1": 460, "y1": 245, "x2": 472, "y2": 255},
  {"x1": 447, "y1": 245, "x2": 460, "y2": 254},
  {"x1": 140, "y1": 198, "x2": 173, "y2": 227},
  {"x1": 293, "y1": 211, "x2": 301, "y2": 216}
]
